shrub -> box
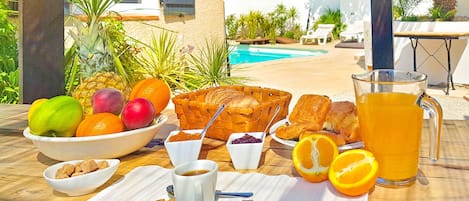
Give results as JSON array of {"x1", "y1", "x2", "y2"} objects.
[
  {"x1": 0, "y1": 3, "x2": 18, "y2": 104},
  {"x1": 313, "y1": 8, "x2": 344, "y2": 39}
]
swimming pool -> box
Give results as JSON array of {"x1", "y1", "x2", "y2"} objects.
[{"x1": 229, "y1": 45, "x2": 327, "y2": 64}]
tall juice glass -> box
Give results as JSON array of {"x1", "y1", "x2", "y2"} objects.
[{"x1": 352, "y1": 70, "x2": 442, "y2": 187}]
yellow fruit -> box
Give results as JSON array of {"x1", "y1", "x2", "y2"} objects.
[
  {"x1": 27, "y1": 98, "x2": 48, "y2": 122},
  {"x1": 72, "y1": 72, "x2": 129, "y2": 116},
  {"x1": 292, "y1": 134, "x2": 338, "y2": 182},
  {"x1": 329, "y1": 149, "x2": 379, "y2": 196}
]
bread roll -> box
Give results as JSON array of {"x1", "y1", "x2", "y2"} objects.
[
  {"x1": 228, "y1": 95, "x2": 259, "y2": 108},
  {"x1": 205, "y1": 88, "x2": 259, "y2": 108}
]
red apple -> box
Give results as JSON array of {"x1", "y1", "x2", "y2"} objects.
[
  {"x1": 121, "y1": 98, "x2": 156, "y2": 130},
  {"x1": 92, "y1": 88, "x2": 124, "y2": 115}
]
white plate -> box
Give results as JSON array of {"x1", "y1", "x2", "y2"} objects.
[{"x1": 269, "y1": 119, "x2": 364, "y2": 152}]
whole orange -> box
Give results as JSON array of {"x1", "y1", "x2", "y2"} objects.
[
  {"x1": 129, "y1": 78, "x2": 171, "y2": 115},
  {"x1": 76, "y1": 113, "x2": 125, "y2": 137}
]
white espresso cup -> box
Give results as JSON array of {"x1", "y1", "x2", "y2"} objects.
[{"x1": 172, "y1": 160, "x2": 218, "y2": 201}]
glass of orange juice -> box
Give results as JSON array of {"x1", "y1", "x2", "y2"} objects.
[{"x1": 352, "y1": 70, "x2": 442, "y2": 187}]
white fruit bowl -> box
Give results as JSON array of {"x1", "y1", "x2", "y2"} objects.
[
  {"x1": 23, "y1": 115, "x2": 168, "y2": 161},
  {"x1": 43, "y1": 159, "x2": 119, "y2": 196}
]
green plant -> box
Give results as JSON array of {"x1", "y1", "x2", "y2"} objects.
[
  {"x1": 64, "y1": 0, "x2": 142, "y2": 95},
  {"x1": 272, "y1": 4, "x2": 288, "y2": 36},
  {"x1": 243, "y1": 11, "x2": 263, "y2": 39},
  {"x1": 0, "y1": 2, "x2": 18, "y2": 104},
  {"x1": 136, "y1": 30, "x2": 196, "y2": 92},
  {"x1": 260, "y1": 13, "x2": 277, "y2": 43},
  {"x1": 313, "y1": 8, "x2": 344, "y2": 39},
  {"x1": 0, "y1": 69, "x2": 18, "y2": 104},
  {"x1": 225, "y1": 14, "x2": 239, "y2": 39},
  {"x1": 186, "y1": 39, "x2": 250, "y2": 89},
  {"x1": 428, "y1": 6, "x2": 456, "y2": 21},
  {"x1": 393, "y1": 0, "x2": 424, "y2": 20}
]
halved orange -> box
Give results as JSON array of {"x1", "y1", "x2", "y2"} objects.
[
  {"x1": 292, "y1": 134, "x2": 339, "y2": 182},
  {"x1": 329, "y1": 149, "x2": 379, "y2": 196}
]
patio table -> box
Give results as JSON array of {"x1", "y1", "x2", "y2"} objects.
[
  {"x1": 394, "y1": 31, "x2": 469, "y2": 95},
  {"x1": 0, "y1": 104, "x2": 469, "y2": 200}
]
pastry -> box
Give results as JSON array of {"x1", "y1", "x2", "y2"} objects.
[
  {"x1": 289, "y1": 94, "x2": 331, "y2": 131},
  {"x1": 275, "y1": 122, "x2": 310, "y2": 140},
  {"x1": 322, "y1": 101, "x2": 361, "y2": 143}
]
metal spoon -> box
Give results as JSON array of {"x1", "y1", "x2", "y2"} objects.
[
  {"x1": 201, "y1": 104, "x2": 225, "y2": 138},
  {"x1": 262, "y1": 105, "x2": 280, "y2": 141},
  {"x1": 166, "y1": 185, "x2": 253, "y2": 198}
]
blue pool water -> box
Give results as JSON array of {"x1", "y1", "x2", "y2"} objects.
[{"x1": 229, "y1": 45, "x2": 327, "y2": 64}]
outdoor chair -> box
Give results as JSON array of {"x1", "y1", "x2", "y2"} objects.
[
  {"x1": 300, "y1": 24, "x2": 335, "y2": 45},
  {"x1": 339, "y1": 20, "x2": 364, "y2": 42}
]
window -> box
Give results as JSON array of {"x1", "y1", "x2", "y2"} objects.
[
  {"x1": 66, "y1": 0, "x2": 160, "y2": 16},
  {"x1": 110, "y1": 0, "x2": 160, "y2": 15}
]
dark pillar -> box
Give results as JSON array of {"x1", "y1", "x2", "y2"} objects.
[
  {"x1": 371, "y1": 0, "x2": 394, "y2": 69},
  {"x1": 19, "y1": 0, "x2": 64, "y2": 104}
]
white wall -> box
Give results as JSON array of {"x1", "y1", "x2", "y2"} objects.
[
  {"x1": 458, "y1": 0, "x2": 469, "y2": 17},
  {"x1": 224, "y1": 0, "x2": 340, "y2": 30},
  {"x1": 340, "y1": 0, "x2": 370, "y2": 26},
  {"x1": 393, "y1": 21, "x2": 469, "y2": 85}
]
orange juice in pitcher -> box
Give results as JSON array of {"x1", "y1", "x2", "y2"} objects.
[
  {"x1": 352, "y1": 70, "x2": 442, "y2": 187},
  {"x1": 357, "y1": 92, "x2": 423, "y2": 180}
]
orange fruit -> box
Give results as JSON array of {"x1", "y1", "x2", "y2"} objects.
[
  {"x1": 328, "y1": 149, "x2": 379, "y2": 196},
  {"x1": 76, "y1": 113, "x2": 125, "y2": 137},
  {"x1": 129, "y1": 78, "x2": 171, "y2": 115},
  {"x1": 292, "y1": 134, "x2": 339, "y2": 182}
]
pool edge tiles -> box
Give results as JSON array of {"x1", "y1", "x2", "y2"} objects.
[{"x1": 229, "y1": 45, "x2": 327, "y2": 65}]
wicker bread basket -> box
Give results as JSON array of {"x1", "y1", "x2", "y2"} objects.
[{"x1": 172, "y1": 86, "x2": 292, "y2": 141}]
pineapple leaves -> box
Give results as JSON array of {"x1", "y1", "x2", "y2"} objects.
[{"x1": 70, "y1": 0, "x2": 119, "y2": 25}]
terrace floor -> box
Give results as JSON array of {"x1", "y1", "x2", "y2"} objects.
[{"x1": 229, "y1": 40, "x2": 469, "y2": 120}]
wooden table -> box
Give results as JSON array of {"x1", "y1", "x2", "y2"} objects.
[
  {"x1": 1, "y1": 104, "x2": 469, "y2": 200},
  {"x1": 394, "y1": 31, "x2": 469, "y2": 95}
]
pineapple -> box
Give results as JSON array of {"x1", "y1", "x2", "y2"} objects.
[
  {"x1": 73, "y1": 72, "x2": 129, "y2": 116},
  {"x1": 68, "y1": 0, "x2": 131, "y2": 116}
]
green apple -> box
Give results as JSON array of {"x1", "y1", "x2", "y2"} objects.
[{"x1": 29, "y1": 96, "x2": 83, "y2": 137}]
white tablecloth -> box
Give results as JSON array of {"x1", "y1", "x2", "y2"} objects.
[{"x1": 90, "y1": 166, "x2": 367, "y2": 201}]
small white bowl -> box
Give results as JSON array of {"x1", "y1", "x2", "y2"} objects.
[
  {"x1": 164, "y1": 129, "x2": 204, "y2": 167},
  {"x1": 23, "y1": 115, "x2": 168, "y2": 161},
  {"x1": 226, "y1": 132, "x2": 264, "y2": 170},
  {"x1": 43, "y1": 159, "x2": 120, "y2": 196}
]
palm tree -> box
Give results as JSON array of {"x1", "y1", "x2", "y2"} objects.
[
  {"x1": 273, "y1": 4, "x2": 287, "y2": 35},
  {"x1": 287, "y1": 7, "x2": 298, "y2": 30}
]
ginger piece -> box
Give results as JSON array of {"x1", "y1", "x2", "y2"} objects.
[
  {"x1": 97, "y1": 161, "x2": 110, "y2": 169},
  {"x1": 71, "y1": 171, "x2": 85, "y2": 177},
  {"x1": 79, "y1": 159, "x2": 98, "y2": 173},
  {"x1": 55, "y1": 164, "x2": 75, "y2": 179}
]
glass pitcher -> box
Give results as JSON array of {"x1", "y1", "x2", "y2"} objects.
[{"x1": 352, "y1": 70, "x2": 442, "y2": 187}]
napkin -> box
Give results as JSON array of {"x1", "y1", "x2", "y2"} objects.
[{"x1": 90, "y1": 166, "x2": 367, "y2": 201}]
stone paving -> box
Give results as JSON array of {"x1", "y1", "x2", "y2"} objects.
[{"x1": 231, "y1": 41, "x2": 469, "y2": 120}]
